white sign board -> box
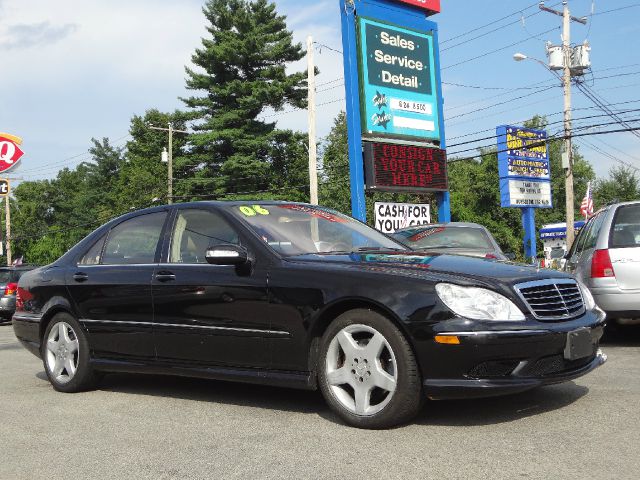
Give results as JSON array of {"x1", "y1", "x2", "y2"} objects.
[
  {"x1": 507, "y1": 179, "x2": 552, "y2": 207},
  {"x1": 374, "y1": 202, "x2": 431, "y2": 233}
]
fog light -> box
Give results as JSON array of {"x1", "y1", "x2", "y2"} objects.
[{"x1": 435, "y1": 335, "x2": 460, "y2": 345}]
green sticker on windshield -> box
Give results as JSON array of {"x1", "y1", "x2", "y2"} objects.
[
  {"x1": 253, "y1": 205, "x2": 270, "y2": 215},
  {"x1": 239, "y1": 205, "x2": 270, "y2": 216},
  {"x1": 239, "y1": 206, "x2": 257, "y2": 216}
]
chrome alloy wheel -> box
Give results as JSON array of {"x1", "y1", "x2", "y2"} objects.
[
  {"x1": 325, "y1": 324, "x2": 398, "y2": 416},
  {"x1": 45, "y1": 322, "x2": 80, "y2": 384}
]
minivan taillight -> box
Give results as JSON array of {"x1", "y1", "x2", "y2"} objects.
[
  {"x1": 4, "y1": 282, "x2": 18, "y2": 295},
  {"x1": 591, "y1": 249, "x2": 615, "y2": 278}
]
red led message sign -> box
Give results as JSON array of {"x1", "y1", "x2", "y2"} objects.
[
  {"x1": 364, "y1": 141, "x2": 448, "y2": 193},
  {"x1": 393, "y1": 0, "x2": 440, "y2": 14}
]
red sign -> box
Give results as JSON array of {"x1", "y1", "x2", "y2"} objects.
[
  {"x1": 0, "y1": 133, "x2": 24, "y2": 173},
  {"x1": 393, "y1": 0, "x2": 440, "y2": 14},
  {"x1": 364, "y1": 141, "x2": 448, "y2": 193}
]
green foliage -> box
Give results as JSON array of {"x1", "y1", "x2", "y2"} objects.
[
  {"x1": 181, "y1": 0, "x2": 308, "y2": 199},
  {"x1": 593, "y1": 165, "x2": 640, "y2": 207}
]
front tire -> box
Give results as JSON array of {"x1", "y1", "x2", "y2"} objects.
[
  {"x1": 42, "y1": 312, "x2": 99, "y2": 393},
  {"x1": 318, "y1": 309, "x2": 423, "y2": 429}
]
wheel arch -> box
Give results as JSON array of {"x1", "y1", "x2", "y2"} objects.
[
  {"x1": 306, "y1": 297, "x2": 417, "y2": 378},
  {"x1": 39, "y1": 300, "x2": 77, "y2": 341}
]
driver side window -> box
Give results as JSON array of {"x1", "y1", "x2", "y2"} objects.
[{"x1": 170, "y1": 209, "x2": 240, "y2": 264}]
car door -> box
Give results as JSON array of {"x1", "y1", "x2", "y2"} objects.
[
  {"x1": 66, "y1": 210, "x2": 169, "y2": 361},
  {"x1": 152, "y1": 207, "x2": 271, "y2": 368}
]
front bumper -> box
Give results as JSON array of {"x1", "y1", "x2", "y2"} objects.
[{"x1": 421, "y1": 311, "x2": 607, "y2": 400}]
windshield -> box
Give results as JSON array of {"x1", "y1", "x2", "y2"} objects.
[
  {"x1": 231, "y1": 204, "x2": 407, "y2": 256},
  {"x1": 394, "y1": 226, "x2": 494, "y2": 249},
  {"x1": 0, "y1": 270, "x2": 10, "y2": 284}
]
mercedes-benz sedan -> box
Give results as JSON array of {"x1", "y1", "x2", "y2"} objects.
[{"x1": 13, "y1": 201, "x2": 606, "y2": 428}]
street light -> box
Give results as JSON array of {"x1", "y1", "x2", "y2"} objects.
[{"x1": 513, "y1": 52, "x2": 528, "y2": 62}]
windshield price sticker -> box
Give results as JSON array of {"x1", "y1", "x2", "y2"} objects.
[{"x1": 239, "y1": 205, "x2": 270, "y2": 216}]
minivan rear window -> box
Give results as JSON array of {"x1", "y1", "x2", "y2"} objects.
[{"x1": 610, "y1": 204, "x2": 640, "y2": 248}]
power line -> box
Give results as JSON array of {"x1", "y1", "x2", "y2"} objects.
[{"x1": 442, "y1": 26, "x2": 559, "y2": 70}]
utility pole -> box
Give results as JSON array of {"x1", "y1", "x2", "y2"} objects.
[
  {"x1": 148, "y1": 123, "x2": 189, "y2": 204},
  {"x1": 539, "y1": 1, "x2": 587, "y2": 249},
  {"x1": 307, "y1": 36, "x2": 319, "y2": 206},
  {"x1": 5, "y1": 196, "x2": 11, "y2": 266}
]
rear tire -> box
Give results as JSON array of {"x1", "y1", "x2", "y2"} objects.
[
  {"x1": 317, "y1": 309, "x2": 423, "y2": 429},
  {"x1": 42, "y1": 312, "x2": 99, "y2": 393}
]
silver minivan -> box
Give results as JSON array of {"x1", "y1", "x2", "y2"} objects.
[{"x1": 564, "y1": 201, "x2": 640, "y2": 325}]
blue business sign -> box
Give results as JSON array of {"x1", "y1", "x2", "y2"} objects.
[
  {"x1": 358, "y1": 17, "x2": 441, "y2": 143},
  {"x1": 497, "y1": 125, "x2": 552, "y2": 208}
]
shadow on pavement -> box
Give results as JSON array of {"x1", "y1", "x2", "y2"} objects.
[
  {"x1": 65, "y1": 370, "x2": 589, "y2": 427},
  {"x1": 418, "y1": 382, "x2": 588, "y2": 427},
  {"x1": 97, "y1": 373, "x2": 329, "y2": 415}
]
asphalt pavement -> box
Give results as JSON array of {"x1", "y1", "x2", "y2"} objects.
[{"x1": 1, "y1": 324, "x2": 639, "y2": 480}]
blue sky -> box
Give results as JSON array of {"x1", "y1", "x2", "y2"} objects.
[{"x1": 1, "y1": 0, "x2": 639, "y2": 185}]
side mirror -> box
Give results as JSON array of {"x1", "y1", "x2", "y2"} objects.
[
  {"x1": 205, "y1": 244, "x2": 249, "y2": 266},
  {"x1": 505, "y1": 252, "x2": 516, "y2": 261}
]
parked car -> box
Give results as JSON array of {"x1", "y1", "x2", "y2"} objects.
[
  {"x1": 391, "y1": 222, "x2": 511, "y2": 260},
  {"x1": 13, "y1": 202, "x2": 606, "y2": 428},
  {"x1": 564, "y1": 200, "x2": 640, "y2": 326},
  {"x1": 0, "y1": 265, "x2": 38, "y2": 323}
]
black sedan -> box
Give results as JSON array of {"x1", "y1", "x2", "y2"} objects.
[{"x1": 13, "y1": 201, "x2": 606, "y2": 429}]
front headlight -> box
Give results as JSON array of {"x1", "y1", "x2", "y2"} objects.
[
  {"x1": 435, "y1": 283, "x2": 525, "y2": 321},
  {"x1": 578, "y1": 281, "x2": 596, "y2": 310}
]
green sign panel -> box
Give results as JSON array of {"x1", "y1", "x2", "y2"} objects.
[{"x1": 358, "y1": 17, "x2": 441, "y2": 143}]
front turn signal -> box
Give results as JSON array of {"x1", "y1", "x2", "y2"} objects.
[{"x1": 435, "y1": 335, "x2": 460, "y2": 345}]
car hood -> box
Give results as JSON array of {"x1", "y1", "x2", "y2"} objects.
[{"x1": 285, "y1": 251, "x2": 569, "y2": 286}]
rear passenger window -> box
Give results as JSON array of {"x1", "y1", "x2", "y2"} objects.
[
  {"x1": 582, "y1": 212, "x2": 606, "y2": 251},
  {"x1": 102, "y1": 212, "x2": 167, "y2": 265},
  {"x1": 79, "y1": 235, "x2": 106, "y2": 265},
  {"x1": 610, "y1": 204, "x2": 640, "y2": 248}
]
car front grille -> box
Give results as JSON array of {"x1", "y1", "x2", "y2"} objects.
[{"x1": 514, "y1": 279, "x2": 585, "y2": 321}]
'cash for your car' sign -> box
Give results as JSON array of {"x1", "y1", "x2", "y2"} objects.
[
  {"x1": 374, "y1": 202, "x2": 431, "y2": 233},
  {"x1": 358, "y1": 17, "x2": 441, "y2": 143},
  {"x1": 496, "y1": 125, "x2": 552, "y2": 208}
]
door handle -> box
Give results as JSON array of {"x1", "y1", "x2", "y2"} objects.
[
  {"x1": 73, "y1": 272, "x2": 88, "y2": 282},
  {"x1": 155, "y1": 272, "x2": 176, "y2": 282}
]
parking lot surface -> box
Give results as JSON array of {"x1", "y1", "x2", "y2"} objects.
[{"x1": 1, "y1": 324, "x2": 639, "y2": 480}]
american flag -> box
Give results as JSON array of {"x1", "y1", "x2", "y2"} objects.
[{"x1": 580, "y1": 181, "x2": 594, "y2": 219}]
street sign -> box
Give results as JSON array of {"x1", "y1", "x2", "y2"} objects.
[
  {"x1": 374, "y1": 201, "x2": 431, "y2": 233},
  {"x1": 500, "y1": 179, "x2": 552, "y2": 207},
  {"x1": 358, "y1": 17, "x2": 441, "y2": 144},
  {"x1": 497, "y1": 125, "x2": 552, "y2": 208},
  {"x1": 363, "y1": 141, "x2": 448, "y2": 193},
  {"x1": 0, "y1": 179, "x2": 9, "y2": 196},
  {"x1": 392, "y1": 0, "x2": 440, "y2": 14},
  {"x1": 0, "y1": 133, "x2": 24, "y2": 173}
]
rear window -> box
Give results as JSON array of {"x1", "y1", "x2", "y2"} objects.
[
  {"x1": 610, "y1": 204, "x2": 640, "y2": 248},
  {"x1": 397, "y1": 226, "x2": 493, "y2": 249},
  {"x1": 0, "y1": 270, "x2": 11, "y2": 284}
]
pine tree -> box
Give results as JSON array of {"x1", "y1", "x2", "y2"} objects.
[{"x1": 181, "y1": 0, "x2": 307, "y2": 199}]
